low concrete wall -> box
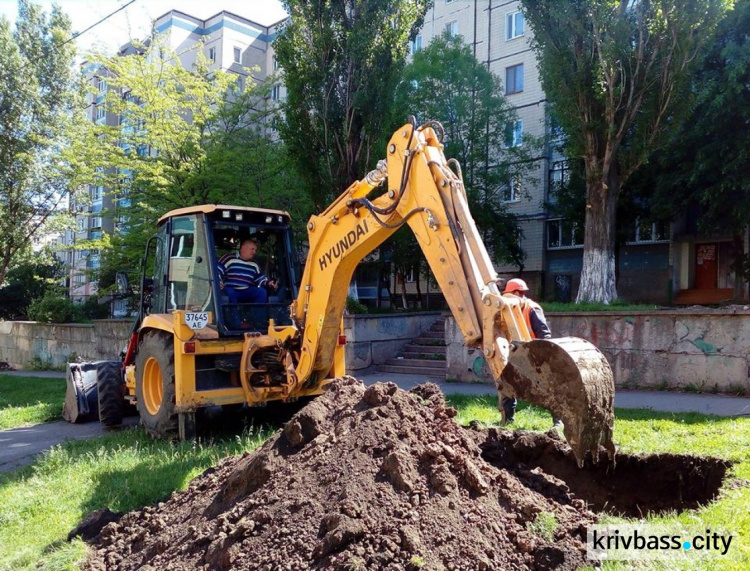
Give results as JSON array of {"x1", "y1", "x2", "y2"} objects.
[
  {"x1": 447, "y1": 308, "x2": 750, "y2": 393},
  {"x1": 0, "y1": 312, "x2": 444, "y2": 372},
  {"x1": 0, "y1": 320, "x2": 132, "y2": 369}
]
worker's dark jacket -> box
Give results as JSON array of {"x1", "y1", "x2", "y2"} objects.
[{"x1": 522, "y1": 299, "x2": 552, "y2": 339}]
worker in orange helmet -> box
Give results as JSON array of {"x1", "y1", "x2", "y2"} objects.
[{"x1": 500, "y1": 278, "x2": 561, "y2": 428}]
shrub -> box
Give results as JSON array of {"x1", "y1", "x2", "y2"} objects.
[
  {"x1": 79, "y1": 296, "x2": 111, "y2": 320},
  {"x1": 28, "y1": 294, "x2": 82, "y2": 323},
  {"x1": 345, "y1": 296, "x2": 369, "y2": 314}
]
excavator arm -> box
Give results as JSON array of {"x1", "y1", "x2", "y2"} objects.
[{"x1": 291, "y1": 119, "x2": 615, "y2": 465}]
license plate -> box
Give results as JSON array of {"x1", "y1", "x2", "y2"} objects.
[{"x1": 184, "y1": 312, "x2": 209, "y2": 330}]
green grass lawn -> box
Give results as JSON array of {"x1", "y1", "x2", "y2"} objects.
[
  {"x1": 0, "y1": 425, "x2": 273, "y2": 570},
  {"x1": 0, "y1": 374, "x2": 66, "y2": 429},
  {"x1": 542, "y1": 300, "x2": 663, "y2": 312},
  {"x1": 0, "y1": 385, "x2": 747, "y2": 570}
]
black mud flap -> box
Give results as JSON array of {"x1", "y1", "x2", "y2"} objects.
[{"x1": 62, "y1": 362, "x2": 101, "y2": 423}]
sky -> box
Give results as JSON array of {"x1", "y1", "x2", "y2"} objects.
[{"x1": 0, "y1": 0, "x2": 289, "y2": 55}]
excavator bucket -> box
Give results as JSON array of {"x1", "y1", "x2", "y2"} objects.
[{"x1": 499, "y1": 337, "x2": 616, "y2": 466}]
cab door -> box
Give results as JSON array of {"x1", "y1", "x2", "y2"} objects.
[{"x1": 167, "y1": 214, "x2": 215, "y2": 322}]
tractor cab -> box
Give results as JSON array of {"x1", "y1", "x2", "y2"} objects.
[{"x1": 147, "y1": 205, "x2": 299, "y2": 335}]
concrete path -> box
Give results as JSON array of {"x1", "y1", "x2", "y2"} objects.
[
  {"x1": 0, "y1": 417, "x2": 139, "y2": 473},
  {"x1": 1, "y1": 369, "x2": 749, "y2": 473}
]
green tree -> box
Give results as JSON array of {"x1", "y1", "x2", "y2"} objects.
[
  {"x1": 81, "y1": 37, "x2": 300, "y2": 290},
  {"x1": 521, "y1": 0, "x2": 730, "y2": 303},
  {"x1": 637, "y1": 0, "x2": 750, "y2": 299},
  {"x1": 0, "y1": 250, "x2": 64, "y2": 320},
  {"x1": 391, "y1": 33, "x2": 532, "y2": 270},
  {"x1": 275, "y1": 0, "x2": 432, "y2": 210},
  {"x1": 0, "y1": 0, "x2": 79, "y2": 285}
]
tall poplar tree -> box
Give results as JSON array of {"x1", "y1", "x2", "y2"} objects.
[
  {"x1": 521, "y1": 0, "x2": 730, "y2": 303},
  {"x1": 275, "y1": 0, "x2": 432, "y2": 210}
]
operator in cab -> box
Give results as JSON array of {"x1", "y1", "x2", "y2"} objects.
[
  {"x1": 218, "y1": 237, "x2": 279, "y2": 304},
  {"x1": 500, "y1": 278, "x2": 560, "y2": 428}
]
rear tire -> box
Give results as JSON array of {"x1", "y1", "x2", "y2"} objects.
[
  {"x1": 135, "y1": 331, "x2": 177, "y2": 438},
  {"x1": 97, "y1": 360, "x2": 125, "y2": 427}
]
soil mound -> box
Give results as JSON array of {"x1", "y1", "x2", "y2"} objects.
[{"x1": 83, "y1": 378, "x2": 597, "y2": 570}]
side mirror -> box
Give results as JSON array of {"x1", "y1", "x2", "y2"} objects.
[{"x1": 116, "y1": 271, "x2": 129, "y2": 294}]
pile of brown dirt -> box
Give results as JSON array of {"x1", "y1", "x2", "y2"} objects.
[{"x1": 82, "y1": 378, "x2": 598, "y2": 570}]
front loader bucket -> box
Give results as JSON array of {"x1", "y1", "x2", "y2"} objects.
[
  {"x1": 63, "y1": 363, "x2": 99, "y2": 423},
  {"x1": 499, "y1": 337, "x2": 615, "y2": 466},
  {"x1": 63, "y1": 360, "x2": 128, "y2": 425}
]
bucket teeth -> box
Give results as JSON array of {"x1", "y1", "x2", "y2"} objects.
[{"x1": 498, "y1": 337, "x2": 616, "y2": 466}]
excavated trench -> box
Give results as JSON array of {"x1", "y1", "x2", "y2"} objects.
[
  {"x1": 474, "y1": 428, "x2": 731, "y2": 518},
  {"x1": 78, "y1": 380, "x2": 732, "y2": 570}
]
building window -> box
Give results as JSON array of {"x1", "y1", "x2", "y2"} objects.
[
  {"x1": 90, "y1": 217, "x2": 102, "y2": 229},
  {"x1": 505, "y1": 63, "x2": 524, "y2": 95},
  {"x1": 233, "y1": 47, "x2": 241, "y2": 64},
  {"x1": 408, "y1": 35, "x2": 422, "y2": 55},
  {"x1": 446, "y1": 20, "x2": 458, "y2": 37},
  {"x1": 505, "y1": 119, "x2": 523, "y2": 147},
  {"x1": 501, "y1": 176, "x2": 522, "y2": 203},
  {"x1": 626, "y1": 219, "x2": 670, "y2": 243},
  {"x1": 97, "y1": 76, "x2": 107, "y2": 92},
  {"x1": 547, "y1": 219, "x2": 583, "y2": 249},
  {"x1": 272, "y1": 56, "x2": 279, "y2": 71},
  {"x1": 548, "y1": 160, "x2": 570, "y2": 202},
  {"x1": 96, "y1": 104, "x2": 106, "y2": 121},
  {"x1": 506, "y1": 11, "x2": 525, "y2": 40},
  {"x1": 208, "y1": 46, "x2": 216, "y2": 62},
  {"x1": 271, "y1": 85, "x2": 281, "y2": 101}
]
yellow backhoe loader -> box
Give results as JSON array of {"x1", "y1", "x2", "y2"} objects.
[{"x1": 63, "y1": 119, "x2": 615, "y2": 465}]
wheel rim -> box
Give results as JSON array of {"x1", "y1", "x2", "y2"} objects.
[{"x1": 142, "y1": 355, "x2": 163, "y2": 415}]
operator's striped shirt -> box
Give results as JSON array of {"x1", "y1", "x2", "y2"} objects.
[{"x1": 217, "y1": 253, "x2": 269, "y2": 290}]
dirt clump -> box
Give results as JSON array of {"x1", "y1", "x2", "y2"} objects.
[{"x1": 82, "y1": 378, "x2": 597, "y2": 570}]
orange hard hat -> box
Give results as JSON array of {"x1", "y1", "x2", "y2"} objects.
[{"x1": 504, "y1": 278, "x2": 529, "y2": 294}]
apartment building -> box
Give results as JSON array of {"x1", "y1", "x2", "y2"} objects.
[{"x1": 407, "y1": 0, "x2": 555, "y2": 299}]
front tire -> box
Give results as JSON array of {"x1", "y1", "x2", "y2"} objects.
[
  {"x1": 97, "y1": 360, "x2": 125, "y2": 427},
  {"x1": 135, "y1": 331, "x2": 177, "y2": 438}
]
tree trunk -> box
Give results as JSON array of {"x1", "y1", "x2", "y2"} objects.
[
  {"x1": 733, "y1": 233, "x2": 746, "y2": 301},
  {"x1": 414, "y1": 269, "x2": 423, "y2": 309},
  {"x1": 576, "y1": 169, "x2": 619, "y2": 304},
  {"x1": 399, "y1": 274, "x2": 408, "y2": 309}
]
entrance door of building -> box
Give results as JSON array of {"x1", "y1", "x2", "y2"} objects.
[{"x1": 695, "y1": 243, "x2": 718, "y2": 289}]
